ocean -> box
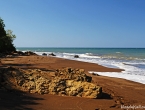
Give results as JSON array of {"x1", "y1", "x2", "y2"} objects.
[{"x1": 17, "y1": 47, "x2": 145, "y2": 84}]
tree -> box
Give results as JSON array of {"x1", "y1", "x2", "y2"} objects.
[
  {"x1": 0, "y1": 17, "x2": 16, "y2": 53},
  {"x1": 6, "y1": 30, "x2": 16, "y2": 42},
  {"x1": 0, "y1": 18, "x2": 6, "y2": 38}
]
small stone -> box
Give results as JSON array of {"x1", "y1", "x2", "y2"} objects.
[
  {"x1": 42, "y1": 53, "x2": 47, "y2": 56},
  {"x1": 74, "y1": 55, "x2": 79, "y2": 58}
]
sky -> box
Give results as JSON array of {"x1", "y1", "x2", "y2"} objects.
[{"x1": 0, "y1": 0, "x2": 145, "y2": 48}]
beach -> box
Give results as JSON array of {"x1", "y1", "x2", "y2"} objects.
[
  {"x1": 19, "y1": 47, "x2": 145, "y2": 84},
  {"x1": 0, "y1": 55, "x2": 145, "y2": 110},
  {"x1": 1, "y1": 0, "x2": 145, "y2": 109}
]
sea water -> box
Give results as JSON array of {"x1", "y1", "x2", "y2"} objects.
[{"x1": 17, "y1": 47, "x2": 145, "y2": 84}]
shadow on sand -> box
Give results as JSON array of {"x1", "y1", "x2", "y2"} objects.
[
  {"x1": 0, "y1": 89, "x2": 44, "y2": 110},
  {"x1": 100, "y1": 92, "x2": 113, "y2": 99}
]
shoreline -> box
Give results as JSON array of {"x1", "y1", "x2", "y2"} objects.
[
  {"x1": 0, "y1": 55, "x2": 145, "y2": 110},
  {"x1": 47, "y1": 55, "x2": 145, "y2": 85},
  {"x1": 1, "y1": 55, "x2": 123, "y2": 72},
  {"x1": 17, "y1": 48, "x2": 145, "y2": 85}
]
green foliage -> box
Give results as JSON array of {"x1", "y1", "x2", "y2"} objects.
[
  {"x1": 6, "y1": 30, "x2": 16, "y2": 42},
  {"x1": 0, "y1": 18, "x2": 6, "y2": 37},
  {"x1": 0, "y1": 17, "x2": 16, "y2": 53}
]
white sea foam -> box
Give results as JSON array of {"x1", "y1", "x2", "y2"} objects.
[
  {"x1": 116, "y1": 52, "x2": 121, "y2": 53},
  {"x1": 34, "y1": 51, "x2": 145, "y2": 84},
  {"x1": 89, "y1": 71, "x2": 145, "y2": 84},
  {"x1": 79, "y1": 53, "x2": 100, "y2": 59}
]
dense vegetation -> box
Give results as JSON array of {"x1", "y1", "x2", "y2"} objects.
[{"x1": 0, "y1": 17, "x2": 16, "y2": 53}]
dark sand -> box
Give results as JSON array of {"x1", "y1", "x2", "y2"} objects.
[{"x1": 0, "y1": 55, "x2": 145, "y2": 110}]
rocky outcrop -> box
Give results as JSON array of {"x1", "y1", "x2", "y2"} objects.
[
  {"x1": 24, "y1": 51, "x2": 37, "y2": 56},
  {"x1": 0, "y1": 51, "x2": 37, "y2": 58},
  {"x1": 0, "y1": 67, "x2": 102, "y2": 98},
  {"x1": 16, "y1": 51, "x2": 37, "y2": 56}
]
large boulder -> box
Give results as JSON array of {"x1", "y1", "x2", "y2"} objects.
[{"x1": 0, "y1": 67, "x2": 102, "y2": 98}]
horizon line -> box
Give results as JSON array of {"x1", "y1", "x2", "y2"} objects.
[{"x1": 16, "y1": 47, "x2": 145, "y2": 49}]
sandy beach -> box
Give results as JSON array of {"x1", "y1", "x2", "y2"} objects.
[
  {"x1": 1, "y1": 0, "x2": 145, "y2": 109},
  {"x1": 0, "y1": 55, "x2": 145, "y2": 110}
]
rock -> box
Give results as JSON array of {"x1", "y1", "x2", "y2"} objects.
[
  {"x1": 49, "y1": 53, "x2": 56, "y2": 56},
  {"x1": 55, "y1": 68, "x2": 92, "y2": 82},
  {"x1": 49, "y1": 72, "x2": 56, "y2": 77},
  {"x1": 24, "y1": 51, "x2": 37, "y2": 56},
  {"x1": 74, "y1": 55, "x2": 79, "y2": 58},
  {"x1": 0, "y1": 67, "x2": 102, "y2": 98},
  {"x1": 42, "y1": 53, "x2": 47, "y2": 56},
  {"x1": 48, "y1": 78, "x2": 102, "y2": 98},
  {"x1": 6, "y1": 51, "x2": 37, "y2": 56},
  {"x1": 17, "y1": 51, "x2": 25, "y2": 56}
]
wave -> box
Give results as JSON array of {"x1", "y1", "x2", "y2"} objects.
[
  {"x1": 123, "y1": 63, "x2": 145, "y2": 69},
  {"x1": 79, "y1": 53, "x2": 100, "y2": 59},
  {"x1": 89, "y1": 71, "x2": 145, "y2": 84},
  {"x1": 101, "y1": 55, "x2": 145, "y2": 61},
  {"x1": 116, "y1": 52, "x2": 122, "y2": 53}
]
